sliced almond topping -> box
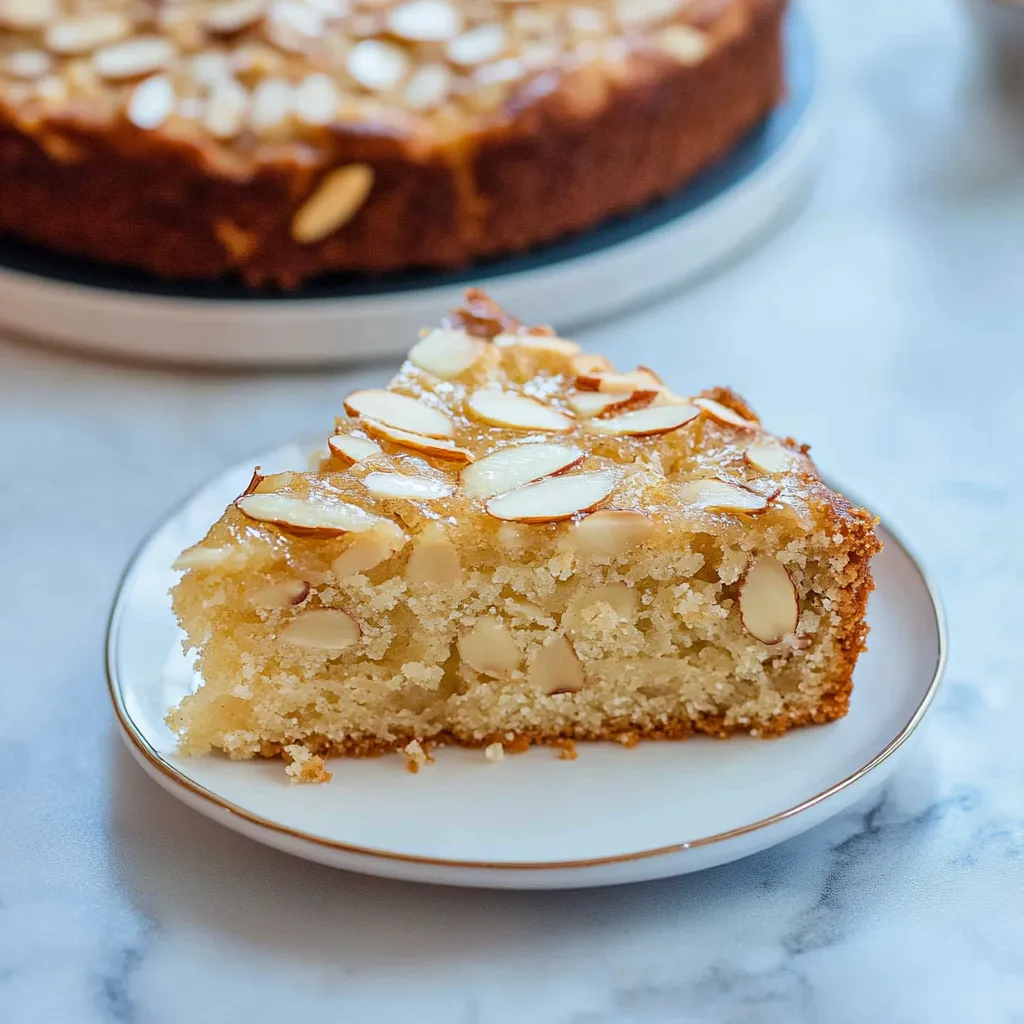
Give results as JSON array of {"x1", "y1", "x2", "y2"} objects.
[
  {"x1": 292, "y1": 164, "x2": 374, "y2": 244},
  {"x1": 281, "y1": 608, "x2": 360, "y2": 650},
  {"x1": 405, "y1": 522, "x2": 462, "y2": 583},
  {"x1": 344, "y1": 388, "x2": 454, "y2": 439},
  {"x1": 387, "y1": 0, "x2": 463, "y2": 41},
  {"x1": 693, "y1": 397, "x2": 759, "y2": 431},
  {"x1": 328, "y1": 432, "x2": 381, "y2": 465},
  {"x1": 739, "y1": 557, "x2": 799, "y2": 645},
  {"x1": 485, "y1": 469, "x2": 617, "y2": 523},
  {"x1": 172, "y1": 545, "x2": 237, "y2": 571},
  {"x1": 127, "y1": 74, "x2": 175, "y2": 130},
  {"x1": 572, "y1": 509, "x2": 653, "y2": 559},
  {"x1": 45, "y1": 13, "x2": 131, "y2": 55},
  {"x1": 570, "y1": 353, "x2": 614, "y2": 376},
  {"x1": 403, "y1": 62, "x2": 451, "y2": 110},
  {"x1": 362, "y1": 419, "x2": 473, "y2": 464},
  {"x1": 331, "y1": 524, "x2": 405, "y2": 577},
  {"x1": 408, "y1": 327, "x2": 483, "y2": 379},
  {"x1": 362, "y1": 471, "x2": 455, "y2": 501},
  {"x1": 92, "y1": 37, "x2": 175, "y2": 80},
  {"x1": 346, "y1": 37, "x2": 409, "y2": 90},
  {"x1": 568, "y1": 390, "x2": 653, "y2": 419},
  {"x1": 457, "y1": 617, "x2": 521, "y2": 677},
  {"x1": 585, "y1": 403, "x2": 699, "y2": 437},
  {"x1": 679, "y1": 478, "x2": 769, "y2": 514},
  {"x1": 461, "y1": 442, "x2": 583, "y2": 498},
  {"x1": 467, "y1": 388, "x2": 574, "y2": 433},
  {"x1": 659, "y1": 23, "x2": 710, "y2": 64},
  {"x1": 529, "y1": 635, "x2": 584, "y2": 694},
  {"x1": 744, "y1": 440, "x2": 796, "y2": 475},
  {"x1": 206, "y1": 0, "x2": 267, "y2": 33},
  {"x1": 250, "y1": 579, "x2": 310, "y2": 608},
  {"x1": 446, "y1": 23, "x2": 507, "y2": 66},
  {"x1": 235, "y1": 491, "x2": 383, "y2": 535},
  {"x1": 494, "y1": 332, "x2": 580, "y2": 356},
  {"x1": 0, "y1": 0, "x2": 58, "y2": 30},
  {"x1": 575, "y1": 369, "x2": 663, "y2": 394}
]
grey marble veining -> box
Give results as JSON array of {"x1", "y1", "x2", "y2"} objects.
[{"x1": 1, "y1": 1, "x2": 1023, "y2": 1020}]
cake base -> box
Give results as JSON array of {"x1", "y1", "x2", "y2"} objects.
[
  {"x1": 0, "y1": 7, "x2": 818, "y2": 368},
  {"x1": 106, "y1": 443, "x2": 944, "y2": 886}
]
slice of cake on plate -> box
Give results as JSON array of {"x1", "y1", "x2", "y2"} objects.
[{"x1": 169, "y1": 291, "x2": 880, "y2": 771}]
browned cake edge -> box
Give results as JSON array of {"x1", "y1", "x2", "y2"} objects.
[{"x1": 0, "y1": 0, "x2": 785, "y2": 286}]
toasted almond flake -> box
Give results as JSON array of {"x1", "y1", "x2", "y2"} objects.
[
  {"x1": 328, "y1": 432, "x2": 382, "y2": 465},
  {"x1": 93, "y1": 37, "x2": 176, "y2": 80},
  {"x1": 568, "y1": 391, "x2": 638, "y2": 418},
  {"x1": 739, "y1": 557, "x2": 799, "y2": 645},
  {"x1": 387, "y1": 0, "x2": 463, "y2": 41},
  {"x1": 7, "y1": 50, "x2": 52, "y2": 79},
  {"x1": 575, "y1": 369, "x2": 662, "y2": 394},
  {"x1": 571, "y1": 353, "x2": 614, "y2": 376},
  {"x1": 235, "y1": 491, "x2": 382, "y2": 535},
  {"x1": 172, "y1": 545, "x2": 237, "y2": 571},
  {"x1": 347, "y1": 37, "x2": 409, "y2": 90},
  {"x1": 462, "y1": 442, "x2": 583, "y2": 498},
  {"x1": 281, "y1": 608, "x2": 360, "y2": 650},
  {"x1": 494, "y1": 332, "x2": 580, "y2": 356},
  {"x1": 403, "y1": 62, "x2": 451, "y2": 110},
  {"x1": 467, "y1": 388, "x2": 574, "y2": 433},
  {"x1": 362, "y1": 420, "x2": 473, "y2": 464},
  {"x1": 585, "y1": 402, "x2": 699, "y2": 437},
  {"x1": 205, "y1": 77, "x2": 250, "y2": 138},
  {"x1": 571, "y1": 509, "x2": 652, "y2": 559},
  {"x1": 46, "y1": 13, "x2": 131, "y2": 55},
  {"x1": 616, "y1": 0, "x2": 683, "y2": 27},
  {"x1": 250, "y1": 76, "x2": 293, "y2": 134},
  {"x1": 458, "y1": 617, "x2": 521, "y2": 677},
  {"x1": 446, "y1": 23, "x2": 507, "y2": 66},
  {"x1": 250, "y1": 578, "x2": 310, "y2": 608},
  {"x1": 0, "y1": 0, "x2": 57, "y2": 30},
  {"x1": 345, "y1": 388, "x2": 454, "y2": 439},
  {"x1": 744, "y1": 440, "x2": 795, "y2": 475},
  {"x1": 679, "y1": 478, "x2": 769, "y2": 514},
  {"x1": 292, "y1": 164, "x2": 374, "y2": 243},
  {"x1": 294, "y1": 72, "x2": 340, "y2": 125},
  {"x1": 529, "y1": 634, "x2": 584, "y2": 694},
  {"x1": 265, "y1": 0, "x2": 323, "y2": 51},
  {"x1": 405, "y1": 522, "x2": 462, "y2": 583},
  {"x1": 206, "y1": 0, "x2": 267, "y2": 33},
  {"x1": 485, "y1": 469, "x2": 616, "y2": 523},
  {"x1": 128, "y1": 74, "x2": 175, "y2": 129},
  {"x1": 659, "y1": 23, "x2": 710, "y2": 64},
  {"x1": 408, "y1": 327, "x2": 482, "y2": 379},
  {"x1": 693, "y1": 397, "x2": 759, "y2": 430},
  {"x1": 331, "y1": 524, "x2": 405, "y2": 577},
  {"x1": 362, "y1": 471, "x2": 455, "y2": 500}
]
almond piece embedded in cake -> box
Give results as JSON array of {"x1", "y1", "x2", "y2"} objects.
[
  {"x1": 739, "y1": 556, "x2": 799, "y2": 645},
  {"x1": 168, "y1": 291, "x2": 881, "y2": 765}
]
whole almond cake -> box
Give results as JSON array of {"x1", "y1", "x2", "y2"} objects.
[
  {"x1": 169, "y1": 292, "x2": 880, "y2": 775},
  {"x1": 0, "y1": 0, "x2": 786, "y2": 285}
]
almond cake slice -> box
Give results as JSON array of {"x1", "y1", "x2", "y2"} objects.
[{"x1": 169, "y1": 291, "x2": 881, "y2": 767}]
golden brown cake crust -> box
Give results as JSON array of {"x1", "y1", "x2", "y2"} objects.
[{"x1": 0, "y1": 0, "x2": 785, "y2": 286}]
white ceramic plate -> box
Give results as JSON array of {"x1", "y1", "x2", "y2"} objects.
[
  {"x1": 108, "y1": 441, "x2": 945, "y2": 889},
  {"x1": 1, "y1": 11, "x2": 819, "y2": 368}
]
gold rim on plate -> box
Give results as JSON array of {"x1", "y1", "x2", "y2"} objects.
[{"x1": 106, "y1": 460, "x2": 947, "y2": 872}]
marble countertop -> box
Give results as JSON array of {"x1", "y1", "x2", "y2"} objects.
[{"x1": 2, "y1": 1, "x2": 1023, "y2": 1020}]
